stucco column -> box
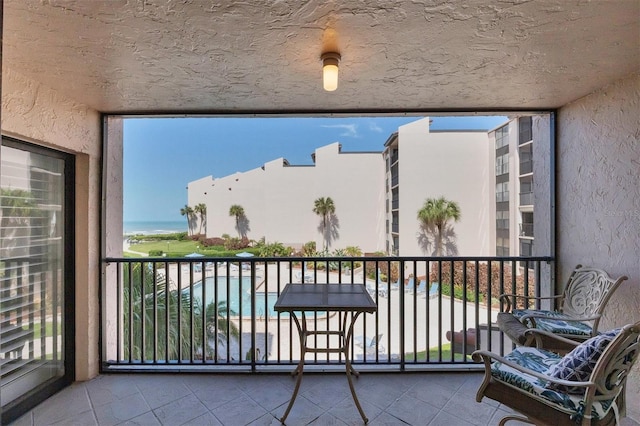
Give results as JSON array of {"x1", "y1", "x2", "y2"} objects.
[{"x1": 103, "y1": 116, "x2": 124, "y2": 363}]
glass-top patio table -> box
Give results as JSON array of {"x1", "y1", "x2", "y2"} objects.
[{"x1": 274, "y1": 283, "x2": 377, "y2": 424}]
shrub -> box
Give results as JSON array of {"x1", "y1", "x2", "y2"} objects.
[
  {"x1": 302, "y1": 241, "x2": 316, "y2": 257},
  {"x1": 428, "y1": 261, "x2": 535, "y2": 307},
  {"x1": 224, "y1": 237, "x2": 250, "y2": 250},
  {"x1": 364, "y1": 252, "x2": 385, "y2": 280},
  {"x1": 148, "y1": 250, "x2": 164, "y2": 256},
  {"x1": 258, "y1": 242, "x2": 289, "y2": 257},
  {"x1": 201, "y1": 237, "x2": 226, "y2": 247},
  {"x1": 128, "y1": 232, "x2": 188, "y2": 242},
  {"x1": 253, "y1": 237, "x2": 266, "y2": 248},
  {"x1": 344, "y1": 246, "x2": 362, "y2": 257}
]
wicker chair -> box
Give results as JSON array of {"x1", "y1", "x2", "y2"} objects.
[
  {"x1": 498, "y1": 265, "x2": 627, "y2": 350},
  {"x1": 473, "y1": 322, "x2": 640, "y2": 425}
]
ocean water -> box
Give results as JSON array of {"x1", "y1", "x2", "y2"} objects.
[{"x1": 124, "y1": 220, "x2": 187, "y2": 236}]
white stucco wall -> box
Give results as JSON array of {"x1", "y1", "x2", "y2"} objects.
[
  {"x1": 532, "y1": 115, "x2": 554, "y2": 298},
  {"x1": 1, "y1": 68, "x2": 102, "y2": 381},
  {"x1": 190, "y1": 143, "x2": 386, "y2": 252},
  {"x1": 397, "y1": 118, "x2": 493, "y2": 257},
  {"x1": 557, "y1": 73, "x2": 640, "y2": 421}
]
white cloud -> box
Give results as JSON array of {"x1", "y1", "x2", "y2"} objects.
[
  {"x1": 368, "y1": 120, "x2": 383, "y2": 133},
  {"x1": 321, "y1": 123, "x2": 359, "y2": 138}
]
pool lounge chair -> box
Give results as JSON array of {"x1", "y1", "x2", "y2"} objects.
[
  {"x1": 415, "y1": 280, "x2": 427, "y2": 295},
  {"x1": 295, "y1": 271, "x2": 313, "y2": 283},
  {"x1": 428, "y1": 282, "x2": 439, "y2": 299},
  {"x1": 366, "y1": 281, "x2": 388, "y2": 298},
  {"x1": 365, "y1": 281, "x2": 377, "y2": 296},
  {"x1": 404, "y1": 277, "x2": 415, "y2": 293},
  {"x1": 354, "y1": 333, "x2": 385, "y2": 355},
  {"x1": 390, "y1": 279, "x2": 400, "y2": 291}
]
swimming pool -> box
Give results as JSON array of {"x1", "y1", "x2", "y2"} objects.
[
  {"x1": 187, "y1": 276, "x2": 280, "y2": 318},
  {"x1": 187, "y1": 277, "x2": 326, "y2": 318}
]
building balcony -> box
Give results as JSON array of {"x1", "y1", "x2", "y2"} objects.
[
  {"x1": 519, "y1": 191, "x2": 534, "y2": 206},
  {"x1": 519, "y1": 160, "x2": 533, "y2": 175},
  {"x1": 7, "y1": 254, "x2": 554, "y2": 424},
  {"x1": 12, "y1": 370, "x2": 494, "y2": 425},
  {"x1": 520, "y1": 223, "x2": 534, "y2": 237}
]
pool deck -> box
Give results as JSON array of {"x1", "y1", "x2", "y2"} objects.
[{"x1": 156, "y1": 262, "x2": 500, "y2": 362}]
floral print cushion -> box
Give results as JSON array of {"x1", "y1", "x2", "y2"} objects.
[
  {"x1": 512, "y1": 309, "x2": 593, "y2": 336},
  {"x1": 490, "y1": 347, "x2": 615, "y2": 421}
]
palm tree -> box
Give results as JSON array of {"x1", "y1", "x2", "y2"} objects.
[
  {"x1": 123, "y1": 262, "x2": 199, "y2": 361},
  {"x1": 313, "y1": 196, "x2": 335, "y2": 250},
  {"x1": 123, "y1": 263, "x2": 239, "y2": 362},
  {"x1": 228, "y1": 204, "x2": 245, "y2": 237},
  {"x1": 417, "y1": 197, "x2": 461, "y2": 256},
  {"x1": 194, "y1": 203, "x2": 207, "y2": 235},
  {"x1": 205, "y1": 300, "x2": 240, "y2": 356},
  {"x1": 180, "y1": 204, "x2": 195, "y2": 235}
]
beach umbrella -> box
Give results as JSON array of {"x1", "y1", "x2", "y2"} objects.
[
  {"x1": 185, "y1": 252, "x2": 205, "y2": 258},
  {"x1": 235, "y1": 251, "x2": 254, "y2": 258}
]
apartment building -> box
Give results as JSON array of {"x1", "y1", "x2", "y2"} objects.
[
  {"x1": 489, "y1": 116, "x2": 544, "y2": 264},
  {"x1": 189, "y1": 117, "x2": 496, "y2": 256},
  {"x1": 189, "y1": 142, "x2": 387, "y2": 251},
  {"x1": 383, "y1": 118, "x2": 494, "y2": 257}
]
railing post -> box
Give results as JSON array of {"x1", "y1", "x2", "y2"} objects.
[
  {"x1": 251, "y1": 260, "x2": 256, "y2": 372},
  {"x1": 399, "y1": 260, "x2": 405, "y2": 371}
]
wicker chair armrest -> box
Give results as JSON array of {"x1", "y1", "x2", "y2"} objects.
[
  {"x1": 499, "y1": 294, "x2": 563, "y2": 313},
  {"x1": 499, "y1": 294, "x2": 563, "y2": 300},
  {"x1": 523, "y1": 329, "x2": 581, "y2": 349},
  {"x1": 519, "y1": 312, "x2": 601, "y2": 322},
  {"x1": 472, "y1": 349, "x2": 595, "y2": 390}
]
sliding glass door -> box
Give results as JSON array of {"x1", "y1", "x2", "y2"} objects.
[{"x1": 0, "y1": 137, "x2": 74, "y2": 422}]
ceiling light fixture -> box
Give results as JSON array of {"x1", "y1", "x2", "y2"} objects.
[{"x1": 321, "y1": 52, "x2": 341, "y2": 92}]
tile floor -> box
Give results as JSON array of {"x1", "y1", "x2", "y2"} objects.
[{"x1": 9, "y1": 372, "x2": 640, "y2": 426}]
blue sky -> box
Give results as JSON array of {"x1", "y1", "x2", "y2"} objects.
[{"x1": 123, "y1": 116, "x2": 507, "y2": 222}]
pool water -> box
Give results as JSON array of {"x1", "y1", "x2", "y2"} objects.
[{"x1": 188, "y1": 277, "x2": 281, "y2": 318}]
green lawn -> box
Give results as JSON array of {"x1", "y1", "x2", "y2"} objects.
[
  {"x1": 24, "y1": 321, "x2": 55, "y2": 339},
  {"x1": 405, "y1": 343, "x2": 473, "y2": 362},
  {"x1": 127, "y1": 240, "x2": 232, "y2": 257},
  {"x1": 129, "y1": 240, "x2": 200, "y2": 254}
]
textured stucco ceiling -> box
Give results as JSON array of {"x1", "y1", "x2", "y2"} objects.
[{"x1": 3, "y1": 0, "x2": 639, "y2": 114}]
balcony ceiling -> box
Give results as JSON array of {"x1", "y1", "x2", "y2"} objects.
[{"x1": 3, "y1": 0, "x2": 638, "y2": 114}]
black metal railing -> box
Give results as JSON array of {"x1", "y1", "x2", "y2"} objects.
[{"x1": 102, "y1": 256, "x2": 553, "y2": 372}]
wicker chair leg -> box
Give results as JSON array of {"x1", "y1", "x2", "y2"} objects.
[{"x1": 498, "y1": 414, "x2": 535, "y2": 425}]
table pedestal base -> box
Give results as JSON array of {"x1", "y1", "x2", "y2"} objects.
[{"x1": 279, "y1": 311, "x2": 369, "y2": 424}]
